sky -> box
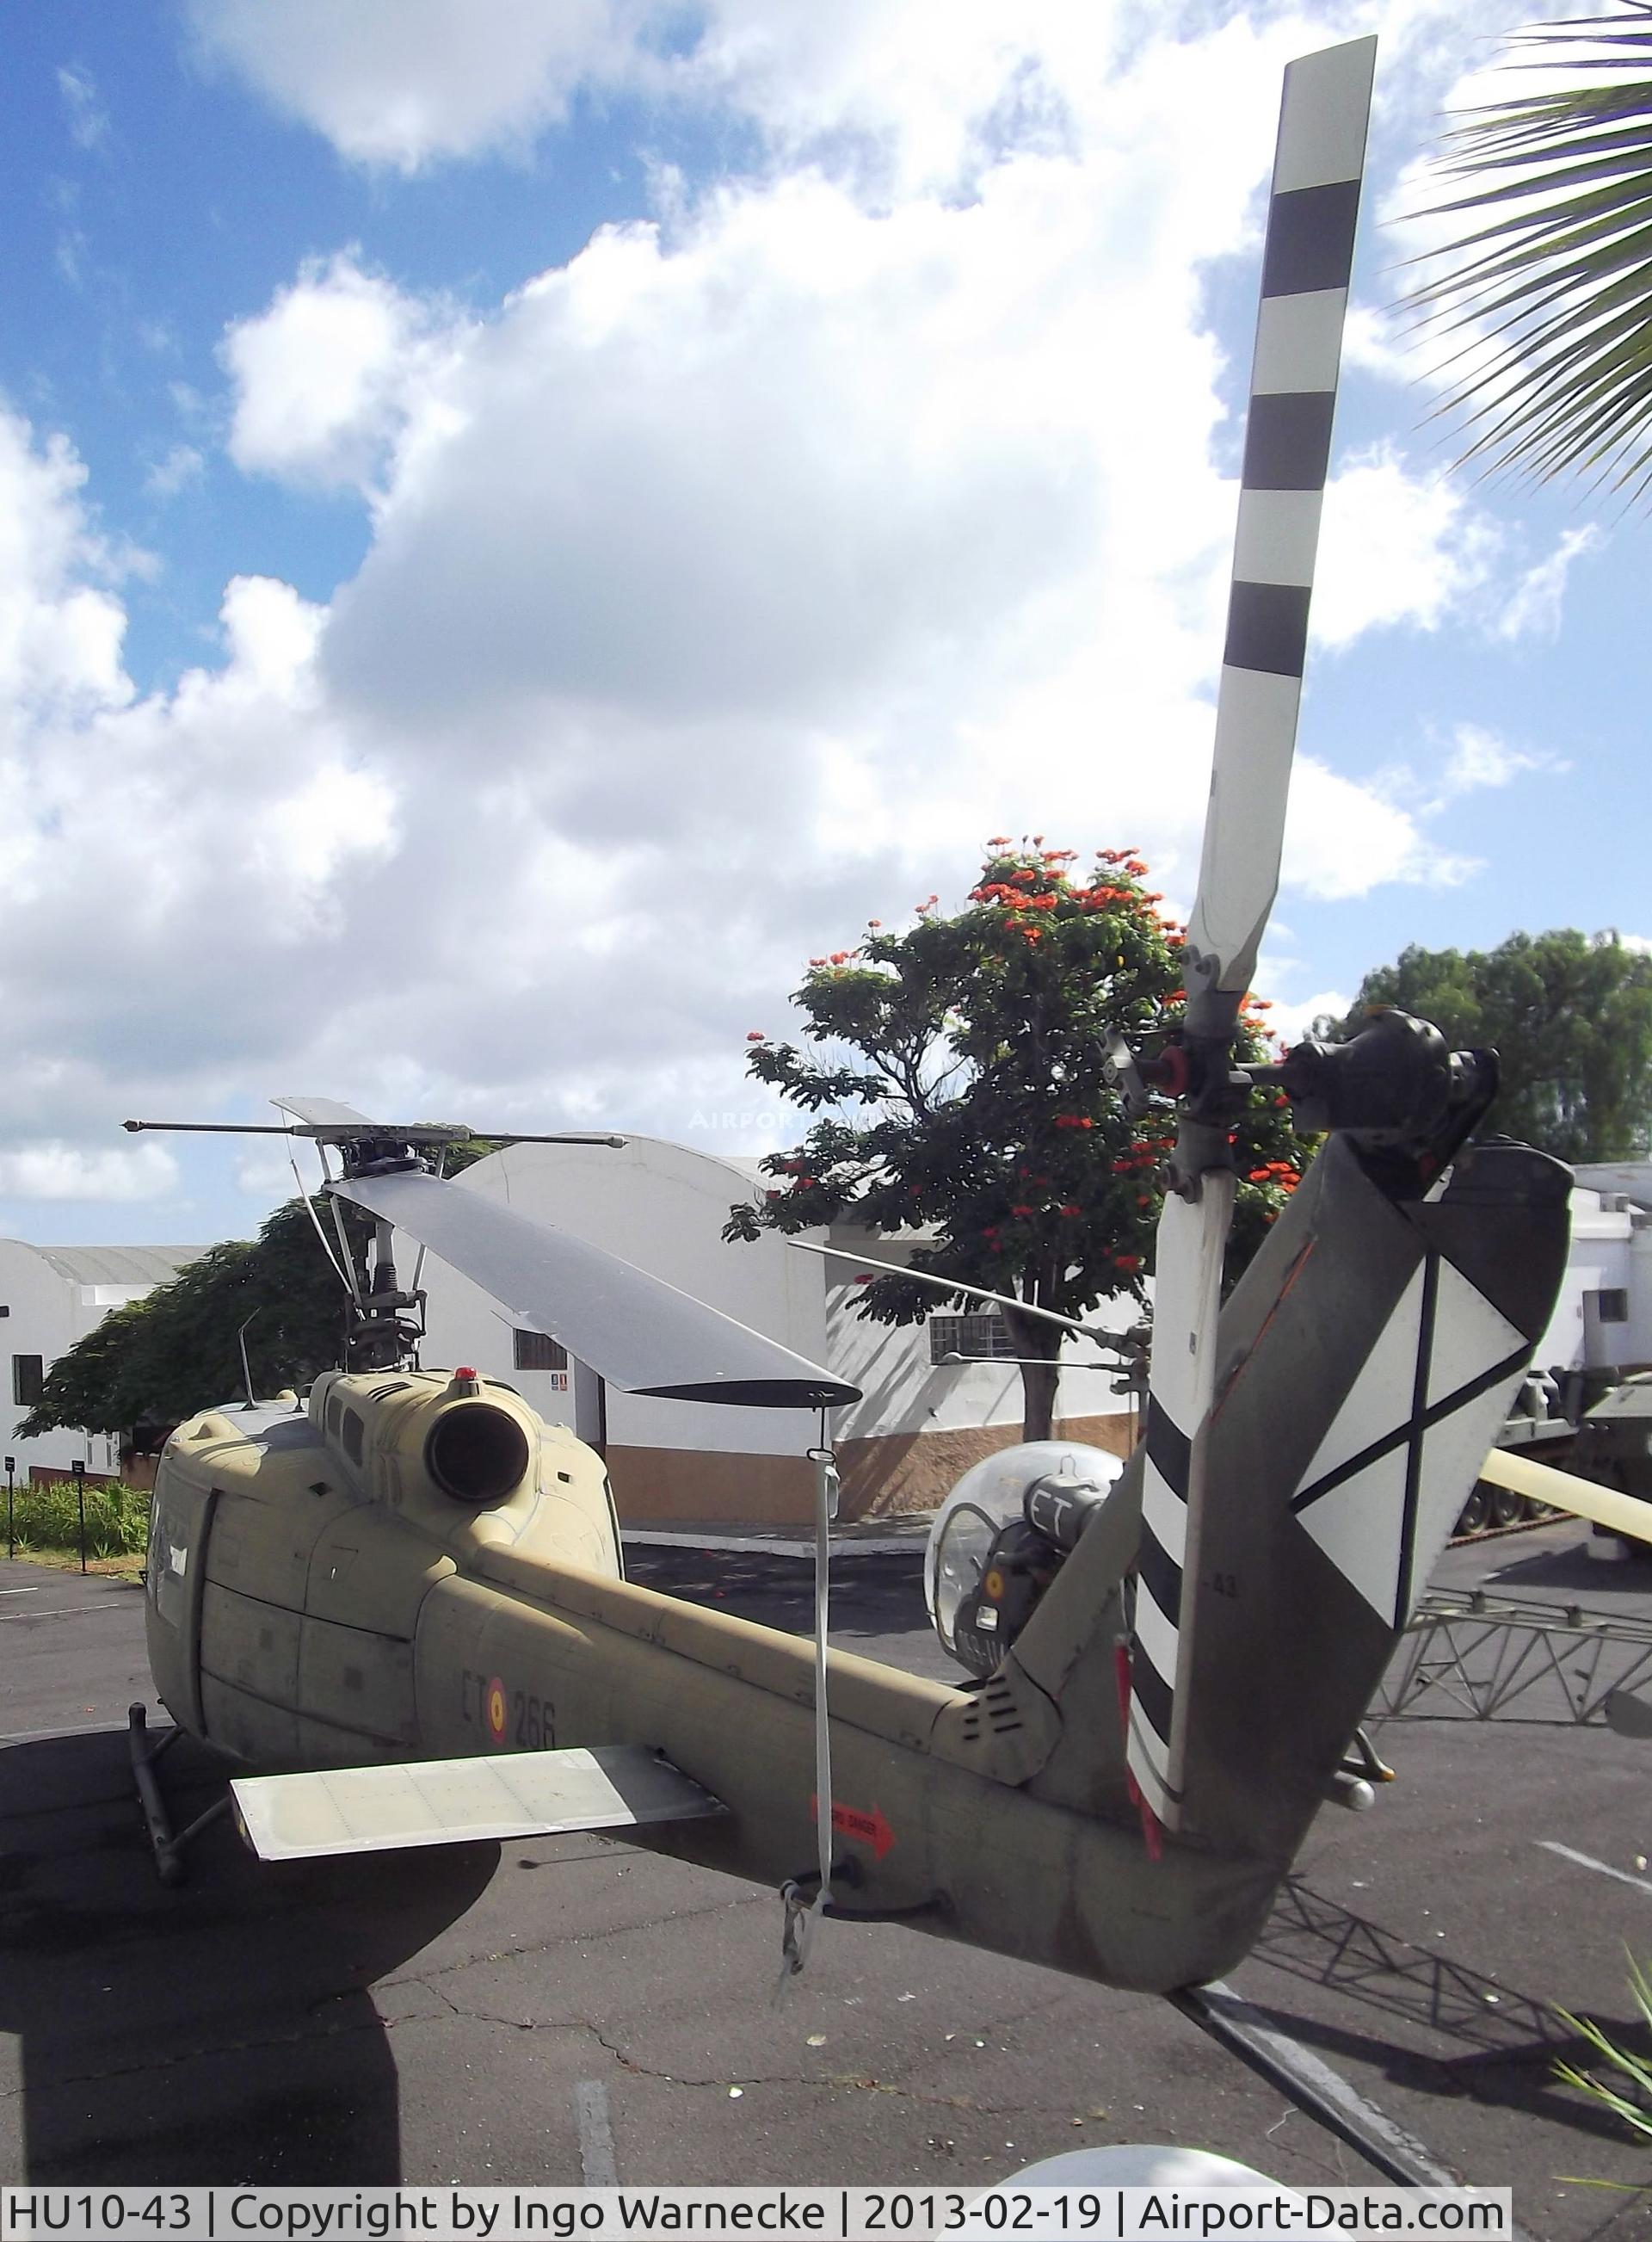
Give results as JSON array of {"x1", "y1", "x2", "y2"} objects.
[{"x1": 0, "y1": 0, "x2": 1642, "y2": 1250}]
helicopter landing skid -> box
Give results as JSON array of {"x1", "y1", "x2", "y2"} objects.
[{"x1": 127, "y1": 1701, "x2": 230, "y2": 1887}]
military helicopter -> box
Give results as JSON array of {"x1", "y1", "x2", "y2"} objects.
[{"x1": 115, "y1": 34, "x2": 1578, "y2": 2017}]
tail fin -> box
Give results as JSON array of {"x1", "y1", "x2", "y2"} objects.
[{"x1": 1002, "y1": 1133, "x2": 1569, "y2": 1867}]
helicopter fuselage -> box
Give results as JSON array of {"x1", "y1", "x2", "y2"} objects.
[{"x1": 144, "y1": 1365, "x2": 1278, "y2": 1993}]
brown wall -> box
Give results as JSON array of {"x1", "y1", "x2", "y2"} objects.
[
  {"x1": 836, "y1": 1411, "x2": 1136, "y2": 1520},
  {"x1": 606, "y1": 1411, "x2": 1137, "y2": 1527}
]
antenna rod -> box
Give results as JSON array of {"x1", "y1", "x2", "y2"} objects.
[
  {"x1": 236, "y1": 1310, "x2": 262, "y2": 1409},
  {"x1": 787, "y1": 1237, "x2": 1129, "y2": 1345}
]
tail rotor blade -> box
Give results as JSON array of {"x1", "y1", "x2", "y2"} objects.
[
  {"x1": 330, "y1": 1169, "x2": 859, "y2": 1411},
  {"x1": 1129, "y1": 1179, "x2": 1233, "y2": 1825},
  {"x1": 1128, "y1": 37, "x2": 1376, "y2": 1834},
  {"x1": 1183, "y1": 36, "x2": 1376, "y2": 1009}
]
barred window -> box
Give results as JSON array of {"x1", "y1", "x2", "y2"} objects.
[
  {"x1": 928, "y1": 1313, "x2": 1016, "y2": 1366},
  {"x1": 1595, "y1": 1289, "x2": 1630, "y2": 1325},
  {"x1": 514, "y1": 1329, "x2": 570, "y2": 1373}
]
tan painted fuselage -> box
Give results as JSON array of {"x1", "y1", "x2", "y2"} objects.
[{"x1": 145, "y1": 1366, "x2": 1275, "y2": 1994}]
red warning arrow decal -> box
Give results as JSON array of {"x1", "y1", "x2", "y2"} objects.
[{"x1": 811, "y1": 1794, "x2": 895, "y2": 1860}]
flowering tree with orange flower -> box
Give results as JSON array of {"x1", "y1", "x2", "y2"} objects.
[{"x1": 724, "y1": 839, "x2": 1304, "y2": 1442}]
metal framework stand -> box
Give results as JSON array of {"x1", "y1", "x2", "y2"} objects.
[
  {"x1": 1374, "y1": 1590, "x2": 1652, "y2": 1727},
  {"x1": 127, "y1": 1702, "x2": 230, "y2": 1886}
]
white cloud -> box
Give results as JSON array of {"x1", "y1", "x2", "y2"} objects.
[
  {"x1": 1312, "y1": 445, "x2": 1496, "y2": 649},
  {"x1": 0, "y1": 1144, "x2": 177, "y2": 1202},
  {"x1": 1495, "y1": 525, "x2": 1604, "y2": 642},
  {"x1": 1256, "y1": 986, "x2": 1353, "y2": 1045},
  {"x1": 144, "y1": 443, "x2": 205, "y2": 499},
  {"x1": 57, "y1": 65, "x2": 108, "y2": 152},
  {"x1": 1439, "y1": 721, "x2": 1556, "y2": 798},
  {"x1": 186, "y1": 0, "x2": 645, "y2": 173},
  {"x1": 222, "y1": 253, "x2": 460, "y2": 491},
  {"x1": 0, "y1": 408, "x2": 131, "y2": 722},
  {"x1": 0, "y1": 3, "x2": 1589, "y2": 1202},
  {"x1": 1283, "y1": 757, "x2": 1474, "y2": 899},
  {"x1": 143, "y1": 439, "x2": 202, "y2": 497},
  {"x1": 1374, "y1": 719, "x2": 1567, "y2": 819}
]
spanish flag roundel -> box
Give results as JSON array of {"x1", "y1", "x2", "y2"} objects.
[{"x1": 485, "y1": 1677, "x2": 508, "y2": 1744}]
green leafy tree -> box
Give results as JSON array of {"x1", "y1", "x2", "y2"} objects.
[
  {"x1": 1326, "y1": 930, "x2": 1652, "y2": 1160},
  {"x1": 20, "y1": 1138, "x2": 498, "y2": 1437},
  {"x1": 724, "y1": 842, "x2": 1303, "y2": 1442},
  {"x1": 1410, "y1": 5, "x2": 1652, "y2": 499}
]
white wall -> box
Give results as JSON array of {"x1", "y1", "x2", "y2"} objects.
[
  {"x1": 1535, "y1": 1189, "x2": 1648, "y2": 1376},
  {"x1": 0, "y1": 1243, "x2": 137, "y2": 1482},
  {"x1": 409, "y1": 1138, "x2": 1136, "y2": 1460},
  {"x1": 822, "y1": 1263, "x2": 1134, "y2": 1442}
]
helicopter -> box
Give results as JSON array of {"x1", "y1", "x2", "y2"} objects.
[{"x1": 115, "y1": 34, "x2": 1576, "y2": 2011}]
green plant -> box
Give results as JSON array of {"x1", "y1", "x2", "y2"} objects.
[
  {"x1": 8, "y1": 1479, "x2": 151, "y2": 1560},
  {"x1": 1555, "y1": 1953, "x2": 1652, "y2": 2179},
  {"x1": 724, "y1": 839, "x2": 1302, "y2": 1441},
  {"x1": 1409, "y1": 3, "x2": 1652, "y2": 501}
]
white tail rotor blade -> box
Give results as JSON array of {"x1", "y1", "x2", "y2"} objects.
[
  {"x1": 1127, "y1": 37, "x2": 1376, "y2": 1836},
  {"x1": 1127, "y1": 1178, "x2": 1233, "y2": 1826},
  {"x1": 1183, "y1": 36, "x2": 1376, "y2": 1004}
]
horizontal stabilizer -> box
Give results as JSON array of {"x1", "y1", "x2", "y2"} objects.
[
  {"x1": 1480, "y1": 1448, "x2": 1652, "y2": 1547},
  {"x1": 231, "y1": 1744, "x2": 725, "y2": 1862}
]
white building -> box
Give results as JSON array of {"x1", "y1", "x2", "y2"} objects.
[
  {"x1": 1538, "y1": 1164, "x2": 1652, "y2": 1379},
  {"x1": 0, "y1": 1242, "x2": 197, "y2": 1485},
  {"x1": 411, "y1": 1136, "x2": 1136, "y2": 1525}
]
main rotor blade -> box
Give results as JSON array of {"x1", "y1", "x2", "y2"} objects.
[
  {"x1": 273, "y1": 1095, "x2": 379, "y2": 1128},
  {"x1": 331, "y1": 1169, "x2": 859, "y2": 1411},
  {"x1": 275, "y1": 1098, "x2": 626, "y2": 1148},
  {"x1": 1181, "y1": 36, "x2": 1377, "y2": 1004},
  {"x1": 1129, "y1": 37, "x2": 1376, "y2": 1835},
  {"x1": 1480, "y1": 1446, "x2": 1652, "y2": 1547}
]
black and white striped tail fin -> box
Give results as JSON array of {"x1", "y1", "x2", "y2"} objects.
[
  {"x1": 1126, "y1": 37, "x2": 1376, "y2": 1836},
  {"x1": 1172, "y1": 1135, "x2": 1571, "y2": 1868}
]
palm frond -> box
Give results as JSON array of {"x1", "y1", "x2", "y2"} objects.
[
  {"x1": 1552, "y1": 1950, "x2": 1652, "y2": 2163},
  {"x1": 1407, "y1": 2, "x2": 1652, "y2": 499}
]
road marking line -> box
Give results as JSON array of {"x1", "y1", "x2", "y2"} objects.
[
  {"x1": 1537, "y1": 1840, "x2": 1652, "y2": 1894},
  {"x1": 0, "y1": 1602, "x2": 122, "y2": 1621},
  {"x1": 0, "y1": 1586, "x2": 40, "y2": 1595},
  {"x1": 575, "y1": 2078, "x2": 618, "y2": 2187}
]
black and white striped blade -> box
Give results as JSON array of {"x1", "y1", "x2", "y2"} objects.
[
  {"x1": 331, "y1": 1169, "x2": 859, "y2": 1411},
  {"x1": 1182, "y1": 34, "x2": 1376, "y2": 1000},
  {"x1": 1127, "y1": 1180, "x2": 1232, "y2": 1825},
  {"x1": 1129, "y1": 37, "x2": 1376, "y2": 1833}
]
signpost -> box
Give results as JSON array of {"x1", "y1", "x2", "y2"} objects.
[
  {"x1": 4, "y1": 1457, "x2": 13, "y2": 1561},
  {"x1": 72, "y1": 1459, "x2": 86, "y2": 1575}
]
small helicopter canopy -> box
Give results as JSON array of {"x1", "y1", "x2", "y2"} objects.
[{"x1": 924, "y1": 1440, "x2": 1124, "y2": 1662}]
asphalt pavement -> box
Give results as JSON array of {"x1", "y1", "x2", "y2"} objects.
[{"x1": 4, "y1": 1528, "x2": 1652, "y2": 2234}]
